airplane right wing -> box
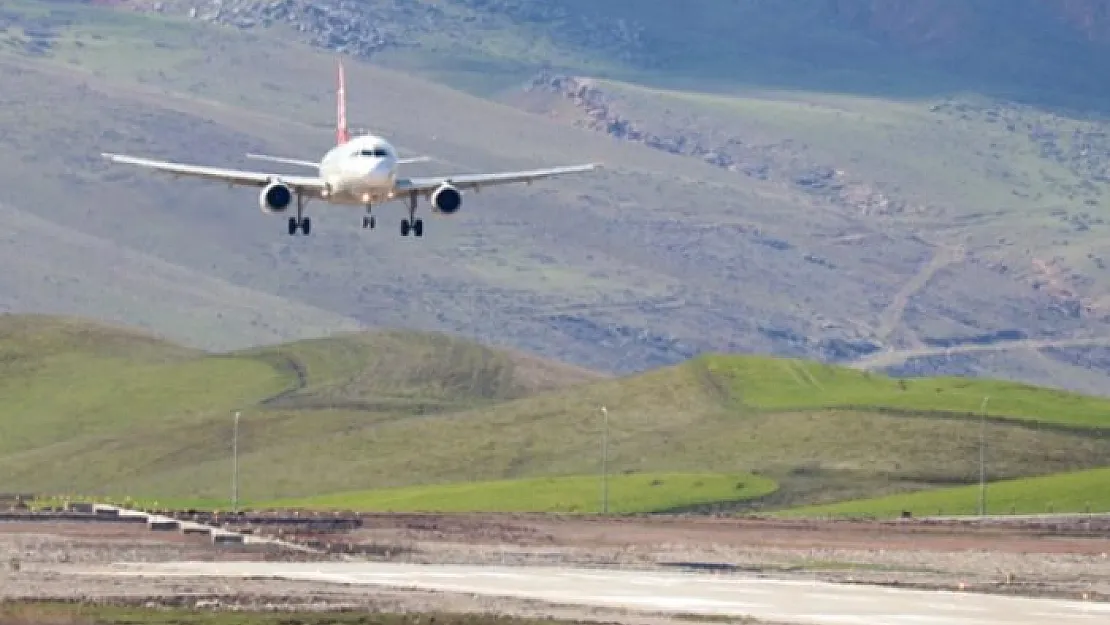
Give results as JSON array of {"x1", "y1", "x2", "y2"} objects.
[
  {"x1": 245, "y1": 153, "x2": 320, "y2": 169},
  {"x1": 101, "y1": 153, "x2": 329, "y2": 196},
  {"x1": 395, "y1": 163, "x2": 602, "y2": 194}
]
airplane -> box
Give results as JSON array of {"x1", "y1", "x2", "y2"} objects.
[{"x1": 100, "y1": 60, "x2": 602, "y2": 237}]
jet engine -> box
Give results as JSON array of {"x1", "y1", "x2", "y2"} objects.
[
  {"x1": 430, "y1": 183, "x2": 462, "y2": 215},
  {"x1": 259, "y1": 181, "x2": 293, "y2": 214}
]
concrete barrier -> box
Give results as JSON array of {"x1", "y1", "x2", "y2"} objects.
[
  {"x1": 92, "y1": 505, "x2": 120, "y2": 518},
  {"x1": 68, "y1": 502, "x2": 320, "y2": 554},
  {"x1": 147, "y1": 518, "x2": 180, "y2": 531},
  {"x1": 212, "y1": 532, "x2": 244, "y2": 545}
]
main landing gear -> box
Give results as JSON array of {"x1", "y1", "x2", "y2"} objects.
[
  {"x1": 362, "y1": 205, "x2": 376, "y2": 230},
  {"x1": 287, "y1": 193, "x2": 311, "y2": 236},
  {"x1": 400, "y1": 192, "x2": 423, "y2": 237},
  {"x1": 286, "y1": 193, "x2": 425, "y2": 238}
]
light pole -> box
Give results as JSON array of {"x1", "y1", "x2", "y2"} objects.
[
  {"x1": 232, "y1": 410, "x2": 240, "y2": 513},
  {"x1": 600, "y1": 405, "x2": 609, "y2": 515},
  {"x1": 978, "y1": 396, "x2": 989, "y2": 517}
]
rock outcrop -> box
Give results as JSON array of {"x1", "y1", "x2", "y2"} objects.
[{"x1": 524, "y1": 72, "x2": 913, "y2": 218}]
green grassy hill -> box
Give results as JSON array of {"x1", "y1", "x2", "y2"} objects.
[
  {"x1": 779, "y1": 467, "x2": 1110, "y2": 519},
  {"x1": 2, "y1": 0, "x2": 1110, "y2": 399},
  {"x1": 6, "y1": 314, "x2": 1110, "y2": 514}
]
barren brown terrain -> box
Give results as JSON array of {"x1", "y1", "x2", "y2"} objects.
[{"x1": 4, "y1": 511, "x2": 1110, "y2": 620}]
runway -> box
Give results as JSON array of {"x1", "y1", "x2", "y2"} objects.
[{"x1": 81, "y1": 561, "x2": 1109, "y2": 625}]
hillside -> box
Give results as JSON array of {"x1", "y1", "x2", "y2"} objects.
[
  {"x1": 128, "y1": 0, "x2": 1110, "y2": 107},
  {"x1": 780, "y1": 466, "x2": 1110, "y2": 518},
  {"x1": 1, "y1": 0, "x2": 1110, "y2": 393},
  {"x1": 3, "y1": 315, "x2": 1110, "y2": 513}
]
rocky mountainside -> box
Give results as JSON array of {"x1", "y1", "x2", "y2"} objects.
[
  {"x1": 5, "y1": 0, "x2": 1110, "y2": 395},
  {"x1": 519, "y1": 73, "x2": 910, "y2": 218},
  {"x1": 116, "y1": 0, "x2": 1110, "y2": 104}
]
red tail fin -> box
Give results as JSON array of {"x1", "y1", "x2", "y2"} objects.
[{"x1": 336, "y1": 59, "x2": 350, "y2": 145}]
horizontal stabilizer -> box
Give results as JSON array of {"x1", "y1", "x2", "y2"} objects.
[{"x1": 245, "y1": 153, "x2": 319, "y2": 169}]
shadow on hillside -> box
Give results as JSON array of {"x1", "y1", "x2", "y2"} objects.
[
  {"x1": 603, "y1": 51, "x2": 1110, "y2": 118},
  {"x1": 553, "y1": 0, "x2": 1110, "y2": 117}
]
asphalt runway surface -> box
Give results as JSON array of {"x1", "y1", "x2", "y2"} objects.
[{"x1": 79, "y1": 561, "x2": 1110, "y2": 625}]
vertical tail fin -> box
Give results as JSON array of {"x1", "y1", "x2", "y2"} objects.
[{"x1": 336, "y1": 59, "x2": 350, "y2": 145}]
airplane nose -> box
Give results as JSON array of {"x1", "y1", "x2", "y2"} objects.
[{"x1": 366, "y1": 160, "x2": 391, "y2": 181}]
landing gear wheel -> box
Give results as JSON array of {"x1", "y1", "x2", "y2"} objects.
[
  {"x1": 402, "y1": 191, "x2": 422, "y2": 238},
  {"x1": 362, "y1": 216, "x2": 376, "y2": 229},
  {"x1": 288, "y1": 193, "x2": 312, "y2": 236}
]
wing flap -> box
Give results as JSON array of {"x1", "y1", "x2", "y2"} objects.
[{"x1": 396, "y1": 163, "x2": 601, "y2": 194}]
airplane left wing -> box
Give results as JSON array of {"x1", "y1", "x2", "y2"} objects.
[
  {"x1": 101, "y1": 153, "x2": 328, "y2": 196},
  {"x1": 395, "y1": 163, "x2": 602, "y2": 194}
]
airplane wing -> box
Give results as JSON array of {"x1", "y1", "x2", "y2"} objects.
[
  {"x1": 101, "y1": 153, "x2": 328, "y2": 195},
  {"x1": 245, "y1": 153, "x2": 320, "y2": 169},
  {"x1": 395, "y1": 163, "x2": 601, "y2": 194}
]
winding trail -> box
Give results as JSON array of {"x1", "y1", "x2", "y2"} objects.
[{"x1": 874, "y1": 244, "x2": 966, "y2": 348}]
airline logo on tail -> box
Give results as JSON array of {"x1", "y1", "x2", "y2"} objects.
[{"x1": 336, "y1": 60, "x2": 350, "y2": 146}]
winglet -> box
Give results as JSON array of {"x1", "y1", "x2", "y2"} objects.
[{"x1": 336, "y1": 59, "x2": 350, "y2": 146}]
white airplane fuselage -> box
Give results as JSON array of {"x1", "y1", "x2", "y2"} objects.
[{"x1": 317, "y1": 134, "x2": 400, "y2": 205}]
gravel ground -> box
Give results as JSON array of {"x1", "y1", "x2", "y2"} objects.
[
  {"x1": 262, "y1": 512, "x2": 1110, "y2": 600},
  {"x1": 3, "y1": 514, "x2": 1109, "y2": 623},
  {"x1": 0, "y1": 521, "x2": 777, "y2": 624}
]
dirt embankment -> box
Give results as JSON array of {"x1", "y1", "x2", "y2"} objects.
[{"x1": 5, "y1": 512, "x2": 1110, "y2": 606}]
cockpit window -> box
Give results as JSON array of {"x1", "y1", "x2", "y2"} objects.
[{"x1": 356, "y1": 148, "x2": 390, "y2": 158}]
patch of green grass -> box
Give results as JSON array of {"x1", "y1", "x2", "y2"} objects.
[
  {"x1": 0, "y1": 314, "x2": 288, "y2": 455},
  {"x1": 0, "y1": 602, "x2": 597, "y2": 625},
  {"x1": 261, "y1": 472, "x2": 776, "y2": 514},
  {"x1": 778, "y1": 466, "x2": 1110, "y2": 518},
  {"x1": 702, "y1": 354, "x2": 1110, "y2": 428},
  {"x1": 245, "y1": 329, "x2": 601, "y2": 412}
]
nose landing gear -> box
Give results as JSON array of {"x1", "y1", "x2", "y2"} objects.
[{"x1": 355, "y1": 193, "x2": 425, "y2": 237}]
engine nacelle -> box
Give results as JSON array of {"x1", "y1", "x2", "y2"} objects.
[
  {"x1": 259, "y1": 181, "x2": 293, "y2": 214},
  {"x1": 430, "y1": 183, "x2": 462, "y2": 215}
]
